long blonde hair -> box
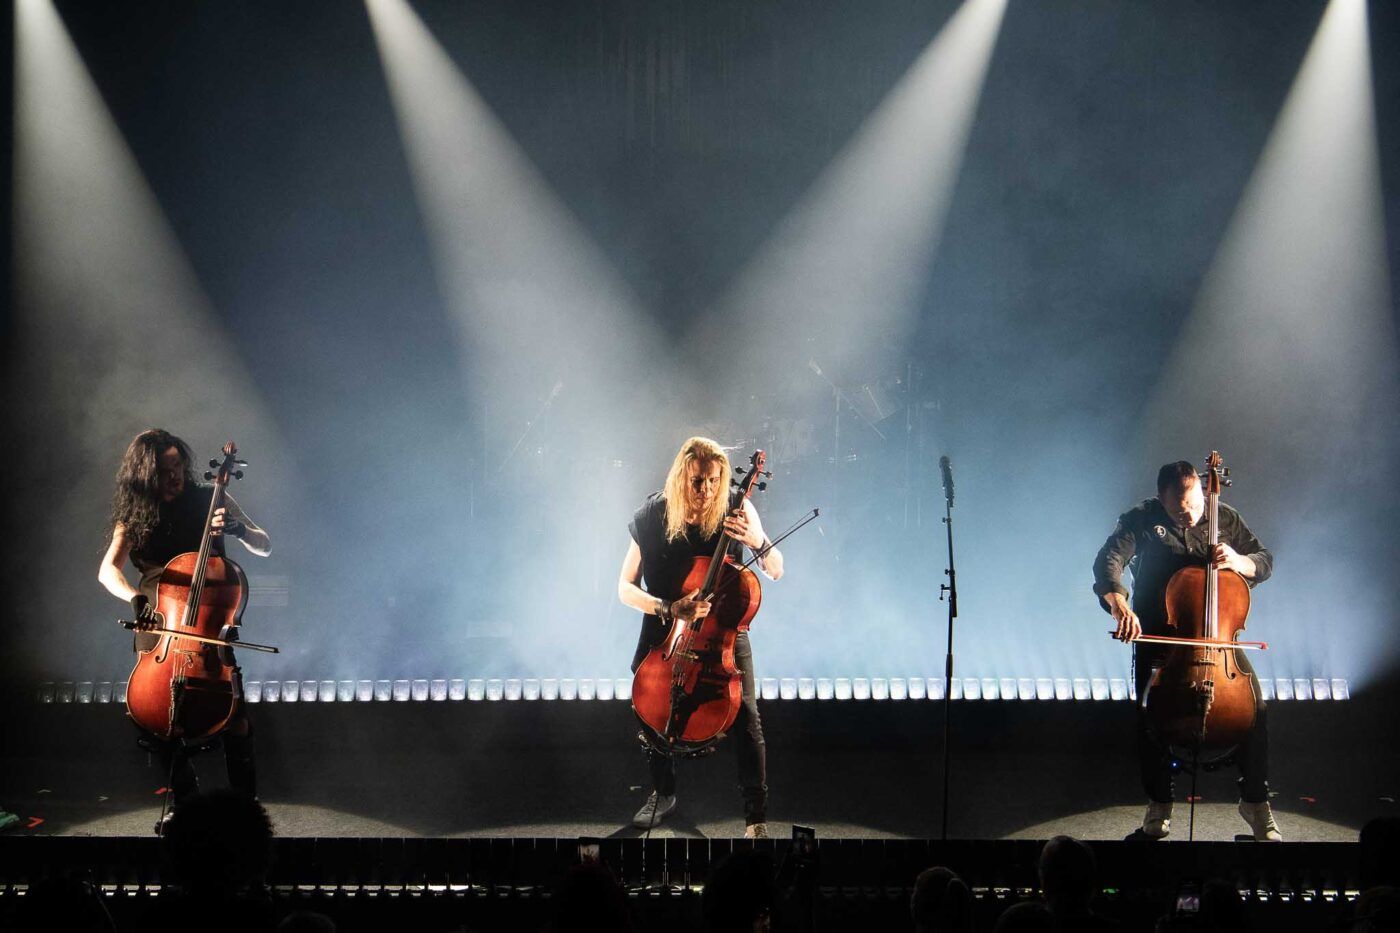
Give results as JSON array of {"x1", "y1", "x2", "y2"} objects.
[{"x1": 663, "y1": 437, "x2": 732, "y2": 543}]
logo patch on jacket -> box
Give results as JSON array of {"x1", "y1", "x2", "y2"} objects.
[{"x1": 1153, "y1": 524, "x2": 1167, "y2": 539}]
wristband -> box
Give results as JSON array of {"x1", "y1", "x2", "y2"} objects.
[{"x1": 657, "y1": 599, "x2": 672, "y2": 623}]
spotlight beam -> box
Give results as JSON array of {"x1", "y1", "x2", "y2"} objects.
[
  {"x1": 366, "y1": 0, "x2": 704, "y2": 671},
  {"x1": 689, "y1": 0, "x2": 1008, "y2": 399},
  {"x1": 1138, "y1": 0, "x2": 1397, "y2": 686},
  {"x1": 364, "y1": 0, "x2": 694, "y2": 445},
  {"x1": 11, "y1": 0, "x2": 294, "y2": 662}
]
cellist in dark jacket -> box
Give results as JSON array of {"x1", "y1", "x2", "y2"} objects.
[
  {"x1": 618, "y1": 436, "x2": 784, "y2": 838},
  {"x1": 1093, "y1": 460, "x2": 1279, "y2": 840},
  {"x1": 97, "y1": 429, "x2": 270, "y2": 829}
]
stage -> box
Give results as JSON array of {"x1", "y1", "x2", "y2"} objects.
[
  {"x1": 3, "y1": 686, "x2": 1388, "y2": 842},
  {"x1": 3, "y1": 688, "x2": 1389, "y2": 930},
  {"x1": 6, "y1": 0, "x2": 1400, "y2": 927}
]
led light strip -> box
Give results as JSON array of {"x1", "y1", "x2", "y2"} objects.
[{"x1": 34, "y1": 675, "x2": 1349, "y2": 704}]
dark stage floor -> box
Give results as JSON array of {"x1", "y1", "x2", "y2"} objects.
[{"x1": 2, "y1": 692, "x2": 1393, "y2": 843}]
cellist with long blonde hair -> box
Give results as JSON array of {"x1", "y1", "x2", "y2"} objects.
[{"x1": 618, "y1": 437, "x2": 784, "y2": 837}]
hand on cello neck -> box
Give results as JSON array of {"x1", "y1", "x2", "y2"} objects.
[{"x1": 1210, "y1": 542, "x2": 1255, "y2": 578}]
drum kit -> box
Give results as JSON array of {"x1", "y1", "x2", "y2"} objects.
[
  {"x1": 484, "y1": 358, "x2": 941, "y2": 539},
  {"x1": 691, "y1": 363, "x2": 920, "y2": 461},
  {"x1": 469, "y1": 359, "x2": 942, "y2": 608},
  {"x1": 683, "y1": 359, "x2": 942, "y2": 539}
]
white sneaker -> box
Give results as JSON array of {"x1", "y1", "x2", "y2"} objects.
[
  {"x1": 744, "y1": 822, "x2": 769, "y2": 839},
  {"x1": 631, "y1": 792, "x2": 677, "y2": 828},
  {"x1": 1238, "y1": 800, "x2": 1282, "y2": 841},
  {"x1": 1143, "y1": 800, "x2": 1172, "y2": 838}
]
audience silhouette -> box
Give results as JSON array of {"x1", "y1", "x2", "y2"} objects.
[
  {"x1": 911, "y1": 865, "x2": 975, "y2": 933},
  {"x1": 703, "y1": 850, "x2": 775, "y2": 933}
]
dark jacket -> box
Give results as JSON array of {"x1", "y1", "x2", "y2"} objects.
[{"x1": 1092, "y1": 497, "x2": 1272, "y2": 633}]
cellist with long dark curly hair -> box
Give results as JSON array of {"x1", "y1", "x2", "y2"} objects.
[{"x1": 97, "y1": 428, "x2": 270, "y2": 832}]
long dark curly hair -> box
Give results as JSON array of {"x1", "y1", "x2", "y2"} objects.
[{"x1": 110, "y1": 429, "x2": 196, "y2": 550}]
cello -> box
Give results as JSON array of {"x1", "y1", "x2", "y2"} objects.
[
  {"x1": 631, "y1": 450, "x2": 770, "y2": 757},
  {"x1": 123, "y1": 441, "x2": 276, "y2": 742},
  {"x1": 1138, "y1": 451, "x2": 1263, "y2": 754}
]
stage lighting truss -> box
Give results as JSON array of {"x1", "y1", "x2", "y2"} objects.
[{"x1": 36, "y1": 676, "x2": 1351, "y2": 704}]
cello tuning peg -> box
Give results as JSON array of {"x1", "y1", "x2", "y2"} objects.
[
  {"x1": 234, "y1": 459, "x2": 248, "y2": 466},
  {"x1": 234, "y1": 470, "x2": 244, "y2": 480},
  {"x1": 210, "y1": 459, "x2": 220, "y2": 469},
  {"x1": 203, "y1": 471, "x2": 214, "y2": 481},
  {"x1": 763, "y1": 471, "x2": 773, "y2": 478},
  {"x1": 757, "y1": 482, "x2": 767, "y2": 491},
  {"x1": 734, "y1": 467, "x2": 746, "y2": 476}
]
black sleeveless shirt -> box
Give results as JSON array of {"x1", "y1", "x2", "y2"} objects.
[
  {"x1": 629, "y1": 493, "x2": 744, "y2": 600},
  {"x1": 130, "y1": 484, "x2": 224, "y2": 598},
  {"x1": 628, "y1": 492, "x2": 744, "y2": 670}
]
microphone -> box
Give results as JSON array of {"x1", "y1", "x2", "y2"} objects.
[{"x1": 939, "y1": 455, "x2": 954, "y2": 507}]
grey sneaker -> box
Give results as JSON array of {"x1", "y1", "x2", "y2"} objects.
[
  {"x1": 1143, "y1": 800, "x2": 1172, "y2": 839},
  {"x1": 744, "y1": 822, "x2": 769, "y2": 839},
  {"x1": 1238, "y1": 800, "x2": 1282, "y2": 841},
  {"x1": 632, "y1": 792, "x2": 677, "y2": 828}
]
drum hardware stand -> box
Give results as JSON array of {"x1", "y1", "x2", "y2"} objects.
[{"x1": 495, "y1": 380, "x2": 562, "y2": 476}]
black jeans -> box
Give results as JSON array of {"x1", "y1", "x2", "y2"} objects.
[
  {"x1": 145, "y1": 668, "x2": 257, "y2": 805},
  {"x1": 643, "y1": 633, "x2": 768, "y2": 825},
  {"x1": 1134, "y1": 645, "x2": 1269, "y2": 803}
]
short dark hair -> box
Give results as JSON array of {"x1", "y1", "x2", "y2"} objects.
[
  {"x1": 1038, "y1": 835, "x2": 1096, "y2": 909},
  {"x1": 911, "y1": 866, "x2": 973, "y2": 931},
  {"x1": 552, "y1": 862, "x2": 633, "y2": 932},
  {"x1": 1156, "y1": 461, "x2": 1199, "y2": 496},
  {"x1": 702, "y1": 850, "x2": 774, "y2": 933},
  {"x1": 163, "y1": 789, "x2": 273, "y2": 894},
  {"x1": 1361, "y1": 816, "x2": 1400, "y2": 888},
  {"x1": 993, "y1": 901, "x2": 1054, "y2": 932}
]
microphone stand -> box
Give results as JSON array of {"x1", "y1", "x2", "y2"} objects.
[{"x1": 937, "y1": 457, "x2": 956, "y2": 841}]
